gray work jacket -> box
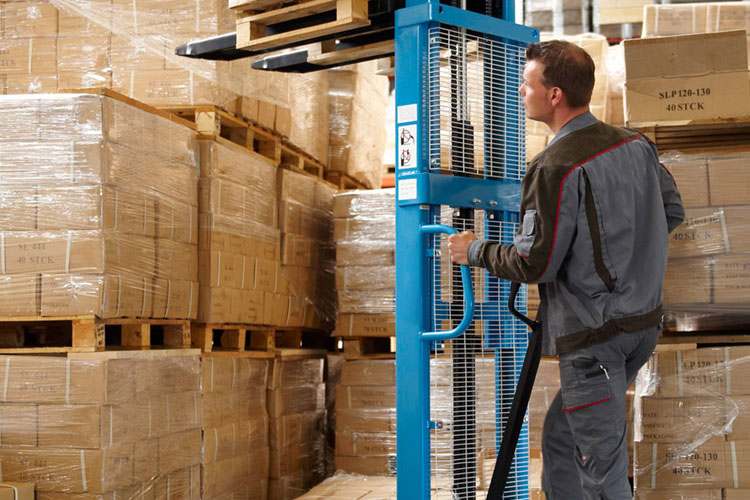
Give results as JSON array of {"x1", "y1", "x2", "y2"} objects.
[{"x1": 467, "y1": 112, "x2": 685, "y2": 356}]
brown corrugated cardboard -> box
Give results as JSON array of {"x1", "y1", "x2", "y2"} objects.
[
  {"x1": 2, "y1": 2, "x2": 58, "y2": 38},
  {"x1": 269, "y1": 440, "x2": 325, "y2": 479},
  {"x1": 663, "y1": 257, "x2": 712, "y2": 304},
  {"x1": 634, "y1": 439, "x2": 750, "y2": 489},
  {"x1": 708, "y1": 156, "x2": 750, "y2": 207},
  {"x1": 0, "y1": 404, "x2": 37, "y2": 446},
  {"x1": 0, "y1": 274, "x2": 39, "y2": 316},
  {"x1": 713, "y1": 254, "x2": 750, "y2": 304},
  {"x1": 335, "y1": 313, "x2": 395, "y2": 337},
  {"x1": 335, "y1": 455, "x2": 396, "y2": 476},
  {"x1": 0, "y1": 482, "x2": 34, "y2": 500},
  {"x1": 645, "y1": 346, "x2": 750, "y2": 397},
  {"x1": 341, "y1": 360, "x2": 395, "y2": 386},
  {"x1": 0, "y1": 38, "x2": 56, "y2": 74},
  {"x1": 624, "y1": 31, "x2": 750, "y2": 125},
  {"x1": 0, "y1": 442, "x2": 135, "y2": 493},
  {"x1": 336, "y1": 431, "x2": 396, "y2": 457},
  {"x1": 267, "y1": 384, "x2": 325, "y2": 418},
  {"x1": 156, "y1": 197, "x2": 198, "y2": 245},
  {"x1": 664, "y1": 159, "x2": 710, "y2": 208},
  {"x1": 269, "y1": 357, "x2": 324, "y2": 389},
  {"x1": 158, "y1": 428, "x2": 201, "y2": 475},
  {"x1": 268, "y1": 410, "x2": 325, "y2": 449},
  {"x1": 152, "y1": 278, "x2": 198, "y2": 319},
  {"x1": 669, "y1": 208, "x2": 729, "y2": 258},
  {"x1": 634, "y1": 489, "x2": 722, "y2": 500},
  {"x1": 156, "y1": 240, "x2": 198, "y2": 281},
  {"x1": 336, "y1": 408, "x2": 396, "y2": 434},
  {"x1": 335, "y1": 386, "x2": 396, "y2": 410}
]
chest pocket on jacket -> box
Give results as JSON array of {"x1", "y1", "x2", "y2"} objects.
[
  {"x1": 514, "y1": 209, "x2": 537, "y2": 257},
  {"x1": 581, "y1": 170, "x2": 615, "y2": 293}
]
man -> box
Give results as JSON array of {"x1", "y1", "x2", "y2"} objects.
[{"x1": 447, "y1": 41, "x2": 684, "y2": 499}]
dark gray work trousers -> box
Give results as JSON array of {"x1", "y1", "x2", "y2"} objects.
[{"x1": 541, "y1": 326, "x2": 660, "y2": 500}]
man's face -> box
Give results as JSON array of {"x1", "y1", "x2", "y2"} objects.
[{"x1": 520, "y1": 59, "x2": 553, "y2": 123}]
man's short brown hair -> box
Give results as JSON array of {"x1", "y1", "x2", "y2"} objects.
[{"x1": 526, "y1": 40, "x2": 595, "y2": 108}]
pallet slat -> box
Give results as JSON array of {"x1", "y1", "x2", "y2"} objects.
[{"x1": 192, "y1": 323, "x2": 330, "y2": 352}]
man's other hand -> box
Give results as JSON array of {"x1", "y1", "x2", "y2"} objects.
[{"x1": 447, "y1": 231, "x2": 477, "y2": 265}]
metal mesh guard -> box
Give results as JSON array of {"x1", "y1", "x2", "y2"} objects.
[
  {"x1": 427, "y1": 26, "x2": 527, "y2": 181},
  {"x1": 430, "y1": 210, "x2": 530, "y2": 499}
]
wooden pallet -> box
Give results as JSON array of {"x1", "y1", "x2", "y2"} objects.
[
  {"x1": 281, "y1": 141, "x2": 326, "y2": 178},
  {"x1": 0, "y1": 316, "x2": 192, "y2": 354},
  {"x1": 159, "y1": 104, "x2": 282, "y2": 165},
  {"x1": 342, "y1": 336, "x2": 395, "y2": 359},
  {"x1": 307, "y1": 39, "x2": 394, "y2": 66},
  {"x1": 325, "y1": 170, "x2": 369, "y2": 189},
  {"x1": 192, "y1": 323, "x2": 331, "y2": 352},
  {"x1": 235, "y1": 0, "x2": 370, "y2": 52},
  {"x1": 634, "y1": 118, "x2": 750, "y2": 154}
]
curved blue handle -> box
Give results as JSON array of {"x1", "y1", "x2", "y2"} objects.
[{"x1": 419, "y1": 224, "x2": 475, "y2": 342}]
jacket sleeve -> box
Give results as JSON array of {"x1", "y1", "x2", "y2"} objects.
[
  {"x1": 658, "y1": 163, "x2": 685, "y2": 234},
  {"x1": 466, "y1": 163, "x2": 580, "y2": 284}
]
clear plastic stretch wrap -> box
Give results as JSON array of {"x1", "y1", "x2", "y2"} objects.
[
  {"x1": 523, "y1": 0, "x2": 589, "y2": 36},
  {"x1": 0, "y1": 93, "x2": 199, "y2": 319},
  {"x1": 660, "y1": 151, "x2": 750, "y2": 332},
  {"x1": 200, "y1": 356, "x2": 270, "y2": 500},
  {"x1": 633, "y1": 346, "x2": 750, "y2": 498},
  {"x1": 1, "y1": 0, "x2": 330, "y2": 164},
  {"x1": 294, "y1": 472, "x2": 396, "y2": 499},
  {"x1": 278, "y1": 169, "x2": 337, "y2": 329},
  {"x1": 0, "y1": 352, "x2": 203, "y2": 499},
  {"x1": 333, "y1": 189, "x2": 395, "y2": 327},
  {"x1": 267, "y1": 354, "x2": 327, "y2": 500},
  {"x1": 328, "y1": 61, "x2": 390, "y2": 190},
  {"x1": 197, "y1": 138, "x2": 281, "y2": 325}
]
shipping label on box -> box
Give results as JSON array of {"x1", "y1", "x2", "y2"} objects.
[
  {"x1": 624, "y1": 31, "x2": 750, "y2": 126},
  {"x1": 335, "y1": 313, "x2": 395, "y2": 337},
  {"x1": 669, "y1": 208, "x2": 728, "y2": 258},
  {"x1": 335, "y1": 385, "x2": 396, "y2": 410},
  {"x1": 713, "y1": 254, "x2": 750, "y2": 304},
  {"x1": 635, "y1": 396, "x2": 730, "y2": 443}
]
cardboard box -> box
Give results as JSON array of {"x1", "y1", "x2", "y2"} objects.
[
  {"x1": 158, "y1": 428, "x2": 201, "y2": 475},
  {"x1": 269, "y1": 357, "x2": 324, "y2": 389},
  {"x1": 596, "y1": 0, "x2": 650, "y2": 25},
  {"x1": 663, "y1": 257, "x2": 712, "y2": 304},
  {"x1": 0, "y1": 483, "x2": 34, "y2": 500},
  {"x1": 713, "y1": 254, "x2": 750, "y2": 304},
  {"x1": 156, "y1": 240, "x2": 197, "y2": 281},
  {"x1": 335, "y1": 313, "x2": 395, "y2": 337},
  {"x1": 0, "y1": 404, "x2": 37, "y2": 446},
  {"x1": 708, "y1": 157, "x2": 750, "y2": 208},
  {"x1": 58, "y1": 4, "x2": 111, "y2": 37},
  {"x1": 663, "y1": 158, "x2": 710, "y2": 208},
  {"x1": 333, "y1": 217, "x2": 395, "y2": 242},
  {"x1": 669, "y1": 208, "x2": 728, "y2": 258},
  {"x1": 268, "y1": 410, "x2": 325, "y2": 449},
  {"x1": 336, "y1": 431, "x2": 396, "y2": 457},
  {"x1": 156, "y1": 198, "x2": 198, "y2": 245},
  {"x1": 634, "y1": 489, "x2": 722, "y2": 500},
  {"x1": 0, "y1": 73, "x2": 57, "y2": 94},
  {"x1": 335, "y1": 456, "x2": 396, "y2": 476},
  {"x1": 0, "y1": 443, "x2": 135, "y2": 493},
  {"x1": 636, "y1": 396, "x2": 730, "y2": 443},
  {"x1": 267, "y1": 384, "x2": 325, "y2": 418},
  {"x1": 624, "y1": 31, "x2": 750, "y2": 126},
  {"x1": 634, "y1": 439, "x2": 750, "y2": 489},
  {"x1": 341, "y1": 360, "x2": 395, "y2": 386},
  {"x1": 2, "y1": 2, "x2": 58, "y2": 38},
  {"x1": 57, "y1": 37, "x2": 111, "y2": 74},
  {"x1": 36, "y1": 403, "x2": 147, "y2": 448},
  {"x1": 335, "y1": 385, "x2": 396, "y2": 410},
  {"x1": 0, "y1": 38, "x2": 56, "y2": 74},
  {"x1": 152, "y1": 278, "x2": 198, "y2": 319},
  {"x1": 645, "y1": 346, "x2": 750, "y2": 397},
  {"x1": 336, "y1": 408, "x2": 396, "y2": 434},
  {"x1": 269, "y1": 440, "x2": 325, "y2": 479},
  {"x1": 0, "y1": 274, "x2": 39, "y2": 316},
  {"x1": 336, "y1": 241, "x2": 394, "y2": 267},
  {"x1": 41, "y1": 273, "x2": 154, "y2": 318},
  {"x1": 199, "y1": 141, "x2": 278, "y2": 190}
]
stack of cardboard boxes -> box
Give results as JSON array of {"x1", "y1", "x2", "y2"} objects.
[
  {"x1": 335, "y1": 359, "x2": 397, "y2": 475},
  {"x1": 277, "y1": 168, "x2": 337, "y2": 329},
  {"x1": 200, "y1": 356, "x2": 270, "y2": 500},
  {"x1": 0, "y1": 92, "x2": 198, "y2": 319},
  {"x1": 0, "y1": 352, "x2": 202, "y2": 500},
  {"x1": 328, "y1": 60, "x2": 390, "y2": 190},
  {"x1": 333, "y1": 189, "x2": 395, "y2": 340},
  {"x1": 633, "y1": 346, "x2": 750, "y2": 499},
  {"x1": 267, "y1": 353, "x2": 327, "y2": 500},
  {"x1": 642, "y1": 1, "x2": 750, "y2": 65},
  {"x1": 623, "y1": 30, "x2": 750, "y2": 127},
  {"x1": 524, "y1": 0, "x2": 591, "y2": 35},
  {"x1": 660, "y1": 151, "x2": 750, "y2": 326},
  {"x1": 0, "y1": 0, "x2": 331, "y2": 165},
  {"x1": 593, "y1": 0, "x2": 651, "y2": 39},
  {"x1": 295, "y1": 473, "x2": 396, "y2": 499},
  {"x1": 197, "y1": 139, "x2": 280, "y2": 325}
]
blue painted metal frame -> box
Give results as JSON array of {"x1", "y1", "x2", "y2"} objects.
[{"x1": 394, "y1": 2, "x2": 538, "y2": 499}]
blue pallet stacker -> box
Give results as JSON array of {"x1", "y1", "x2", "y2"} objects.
[{"x1": 178, "y1": 2, "x2": 541, "y2": 498}]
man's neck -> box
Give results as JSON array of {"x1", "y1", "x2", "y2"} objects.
[{"x1": 546, "y1": 106, "x2": 590, "y2": 135}]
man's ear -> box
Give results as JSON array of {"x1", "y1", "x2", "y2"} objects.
[{"x1": 550, "y1": 87, "x2": 564, "y2": 106}]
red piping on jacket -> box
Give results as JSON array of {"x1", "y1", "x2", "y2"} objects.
[
  {"x1": 532, "y1": 136, "x2": 642, "y2": 282},
  {"x1": 563, "y1": 398, "x2": 610, "y2": 412}
]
